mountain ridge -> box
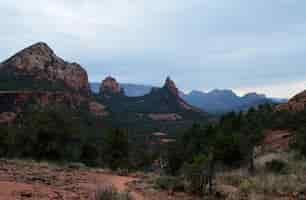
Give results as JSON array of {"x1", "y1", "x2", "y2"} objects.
[{"x1": 90, "y1": 82, "x2": 287, "y2": 114}]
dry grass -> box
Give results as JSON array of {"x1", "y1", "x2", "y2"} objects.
[
  {"x1": 93, "y1": 185, "x2": 134, "y2": 200},
  {"x1": 216, "y1": 151, "x2": 306, "y2": 199}
]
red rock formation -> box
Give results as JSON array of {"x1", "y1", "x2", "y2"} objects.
[
  {"x1": 163, "y1": 77, "x2": 193, "y2": 110},
  {"x1": 164, "y1": 76, "x2": 179, "y2": 97},
  {"x1": 0, "y1": 91, "x2": 107, "y2": 123},
  {"x1": 261, "y1": 129, "x2": 293, "y2": 153},
  {"x1": 148, "y1": 113, "x2": 183, "y2": 121},
  {"x1": 89, "y1": 101, "x2": 108, "y2": 117},
  {"x1": 276, "y1": 90, "x2": 306, "y2": 111},
  {"x1": 0, "y1": 43, "x2": 108, "y2": 123},
  {"x1": 0, "y1": 42, "x2": 90, "y2": 92},
  {"x1": 0, "y1": 112, "x2": 17, "y2": 123},
  {"x1": 99, "y1": 76, "x2": 123, "y2": 94},
  {"x1": 0, "y1": 91, "x2": 85, "y2": 110}
]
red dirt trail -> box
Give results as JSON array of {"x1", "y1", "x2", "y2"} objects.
[{"x1": 0, "y1": 160, "x2": 144, "y2": 200}]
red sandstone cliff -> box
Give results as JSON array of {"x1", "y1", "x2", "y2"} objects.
[
  {"x1": 0, "y1": 43, "x2": 107, "y2": 123},
  {"x1": 99, "y1": 76, "x2": 123, "y2": 95},
  {"x1": 276, "y1": 90, "x2": 306, "y2": 111},
  {"x1": 0, "y1": 42, "x2": 90, "y2": 92}
]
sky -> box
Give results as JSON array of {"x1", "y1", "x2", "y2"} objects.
[{"x1": 0, "y1": 0, "x2": 306, "y2": 98}]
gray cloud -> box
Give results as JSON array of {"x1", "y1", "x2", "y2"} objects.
[{"x1": 1, "y1": 0, "x2": 306, "y2": 97}]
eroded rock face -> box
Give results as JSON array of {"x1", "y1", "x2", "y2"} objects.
[
  {"x1": 0, "y1": 42, "x2": 90, "y2": 92},
  {"x1": 163, "y1": 77, "x2": 193, "y2": 110},
  {"x1": 276, "y1": 90, "x2": 306, "y2": 111},
  {"x1": 261, "y1": 129, "x2": 293, "y2": 153},
  {"x1": 164, "y1": 77, "x2": 179, "y2": 97},
  {"x1": 0, "y1": 91, "x2": 107, "y2": 123},
  {"x1": 0, "y1": 112, "x2": 17, "y2": 123},
  {"x1": 0, "y1": 91, "x2": 86, "y2": 111},
  {"x1": 89, "y1": 101, "x2": 108, "y2": 117},
  {"x1": 99, "y1": 76, "x2": 123, "y2": 95},
  {"x1": 148, "y1": 113, "x2": 183, "y2": 121}
]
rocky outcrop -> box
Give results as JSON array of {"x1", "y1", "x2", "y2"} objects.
[
  {"x1": 99, "y1": 76, "x2": 123, "y2": 95},
  {"x1": 164, "y1": 76, "x2": 179, "y2": 97},
  {"x1": 0, "y1": 42, "x2": 90, "y2": 92},
  {"x1": 0, "y1": 112, "x2": 17, "y2": 123},
  {"x1": 261, "y1": 129, "x2": 293, "y2": 153},
  {"x1": 97, "y1": 76, "x2": 199, "y2": 119},
  {"x1": 163, "y1": 77, "x2": 193, "y2": 110},
  {"x1": 148, "y1": 113, "x2": 182, "y2": 121},
  {"x1": 89, "y1": 101, "x2": 108, "y2": 117},
  {"x1": 276, "y1": 90, "x2": 306, "y2": 111},
  {"x1": 0, "y1": 91, "x2": 86, "y2": 111}
]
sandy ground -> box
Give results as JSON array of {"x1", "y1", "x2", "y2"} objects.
[
  {"x1": 0, "y1": 159, "x2": 143, "y2": 200},
  {"x1": 0, "y1": 159, "x2": 200, "y2": 200}
]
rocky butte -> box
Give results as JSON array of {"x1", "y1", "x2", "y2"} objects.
[
  {"x1": 163, "y1": 77, "x2": 193, "y2": 111},
  {"x1": 99, "y1": 76, "x2": 124, "y2": 95},
  {"x1": 164, "y1": 76, "x2": 179, "y2": 97},
  {"x1": 0, "y1": 42, "x2": 90, "y2": 93},
  {"x1": 0, "y1": 42, "x2": 107, "y2": 123},
  {"x1": 276, "y1": 90, "x2": 306, "y2": 111}
]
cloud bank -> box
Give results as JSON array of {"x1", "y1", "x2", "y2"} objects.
[{"x1": 1, "y1": 0, "x2": 306, "y2": 98}]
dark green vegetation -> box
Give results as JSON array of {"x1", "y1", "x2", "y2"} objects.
[
  {"x1": 96, "y1": 87, "x2": 205, "y2": 117},
  {"x1": 96, "y1": 86, "x2": 209, "y2": 135},
  {"x1": 163, "y1": 104, "x2": 306, "y2": 195},
  {"x1": 265, "y1": 159, "x2": 288, "y2": 174},
  {"x1": 0, "y1": 106, "x2": 151, "y2": 170},
  {"x1": 94, "y1": 186, "x2": 133, "y2": 200}
]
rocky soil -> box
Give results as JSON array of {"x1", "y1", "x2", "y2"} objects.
[
  {"x1": 0, "y1": 160, "x2": 139, "y2": 200},
  {"x1": 0, "y1": 160, "x2": 201, "y2": 200}
]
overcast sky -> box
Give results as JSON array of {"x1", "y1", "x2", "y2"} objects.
[{"x1": 1, "y1": 0, "x2": 306, "y2": 98}]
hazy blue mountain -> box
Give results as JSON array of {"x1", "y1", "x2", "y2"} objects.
[
  {"x1": 182, "y1": 90, "x2": 287, "y2": 114},
  {"x1": 269, "y1": 98, "x2": 288, "y2": 104},
  {"x1": 90, "y1": 82, "x2": 100, "y2": 93},
  {"x1": 90, "y1": 83, "x2": 288, "y2": 114},
  {"x1": 182, "y1": 89, "x2": 242, "y2": 114},
  {"x1": 120, "y1": 83, "x2": 153, "y2": 97}
]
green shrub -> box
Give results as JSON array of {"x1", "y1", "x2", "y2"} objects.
[
  {"x1": 239, "y1": 179, "x2": 257, "y2": 193},
  {"x1": 154, "y1": 176, "x2": 185, "y2": 192},
  {"x1": 265, "y1": 159, "x2": 288, "y2": 174},
  {"x1": 93, "y1": 186, "x2": 133, "y2": 200},
  {"x1": 181, "y1": 154, "x2": 210, "y2": 195}
]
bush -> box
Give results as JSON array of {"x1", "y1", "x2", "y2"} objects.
[
  {"x1": 181, "y1": 154, "x2": 211, "y2": 195},
  {"x1": 239, "y1": 179, "x2": 257, "y2": 193},
  {"x1": 93, "y1": 186, "x2": 133, "y2": 200},
  {"x1": 154, "y1": 176, "x2": 185, "y2": 192},
  {"x1": 104, "y1": 129, "x2": 130, "y2": 170},
  {"x1": 265, "y1": 159, "x2": 288, "y2": 174}
]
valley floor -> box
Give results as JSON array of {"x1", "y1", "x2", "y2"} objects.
[{"x1": 0, "y1": 152, "x2": 305, "y2": 200}]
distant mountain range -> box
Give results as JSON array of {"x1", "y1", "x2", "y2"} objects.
[
  {"x1": 182, "y1": 90, "x2": 287, "y2": 114},
  {"x1": 91, "y1": 83, "x2": 288, "y2": 114}
]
